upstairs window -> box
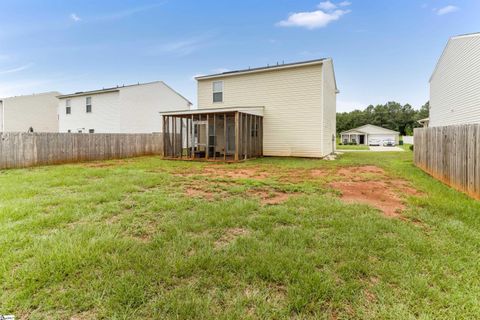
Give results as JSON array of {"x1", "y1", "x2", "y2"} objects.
[
  {"x1": 213, "y1": 81, "x2": 223, "y2": 103},
  {"x1": 89, "y1": 129, "x2": 95, "y2": 134},
  {"x1": 86, "y1": 97, "x2": 92, "y2": 113},
  {"x1": 66, "y1": 99, "x2": 71, "y2": 114}
]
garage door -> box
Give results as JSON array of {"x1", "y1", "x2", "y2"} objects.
[{"x1": 368, "y1": 134, "x2": 395, "y2": 146}]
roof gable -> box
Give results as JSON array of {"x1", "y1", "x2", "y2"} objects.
[
  {"x1": 430, "y1": 32, "x2": 480, "y2": 82},
  {"x1": 341, "y1": 124, "x2": 399, "y2": 135}
]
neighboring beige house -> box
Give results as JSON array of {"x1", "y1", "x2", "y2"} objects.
[
  {"x1": 0, "y1": 92, "x2": 60, "y2": 133},
  {"x1": 340, "y1": 124, "x2": 399, "y2": 146},
  {"x1": 430, "y1": 32, "x2": 480, "y2": 127},
  {"x1": 161, "y1": 58, "x2": 338, "y2": 160},
  {"x1": 57, "y1": 81, "x2": 192, "y2": 133}
]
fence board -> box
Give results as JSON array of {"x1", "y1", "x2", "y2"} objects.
[
  {"x1": 414, "y1": 125, "x2": 480, "y2": 200},
  {"x1": 0, "y1": 132, "x2": 165, "y2": 169}
]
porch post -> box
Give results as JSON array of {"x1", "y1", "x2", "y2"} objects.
[
  {"x1": 213, "y1": 114, "x2": 216, "y2": 160},
  {"x1": 224, "y1": 113, "x2": 227, "y2": 161},
  {"x1": 179, "y1": 117, "x2": 183, "y2": 159},
  {"x1": 162, "y1": 115, "x2": 166, "y2": 157},
  {"x1": 191, "y1": 114, "x2": 195, "y2": 159},
  {"x1": 238, "y1": 113, "x2": 242, "y2": 160},
  {"x1": 243, "y1": 114, "x2": 247, "y2": 160},
  {"x1": 206, "y1": 114, "x2": 210, "y2": 160},
  {"x1": 235, "y1": 112, "x2": 239, "y2": 161},
  {"x1": 260, "y1": 117, "x2": 263, "y2": 157}
]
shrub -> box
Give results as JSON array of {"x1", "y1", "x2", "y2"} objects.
[{"x1": 409, "y1": 145, "x2": 414, "y2": 151}]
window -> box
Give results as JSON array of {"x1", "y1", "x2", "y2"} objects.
[
  {"x1": 213, "y1": 81, "x2": 223, "y2": 103},
  {"x1": 251, "y1": 123, "x2": 259, "y2": 137},
  {"x1": 89, "y1": 129, "x2": 95, "y2": 134},
  {"x1": 67, "y1": 130, "x2": 71, "y2": 133},
  {"x1": 66, "y1": 99, "x2": 71, "y2": 114},
  {"x1": 86, "y1": 97, "x2": 92, "y2": 113}
]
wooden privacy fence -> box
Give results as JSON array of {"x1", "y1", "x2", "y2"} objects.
[
  {"x1": 414, "y1": 125, "x2": 480, "y2": 199},
  {"x1": 0, "y1": 132, "x2": 165, "y2": 169}
]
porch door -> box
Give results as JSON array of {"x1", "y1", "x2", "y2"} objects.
[{"x1": 226, "y1": 122, "x2": 236, "y2": 154}]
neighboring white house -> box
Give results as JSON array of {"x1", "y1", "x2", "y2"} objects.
[
  {"x1": 430, "y1": 32, "x2": 480, "y2": 127},
  {"x1": 175, "y1": 58, "x2": 338, "y2": 158},
  {"x1": 340, "y1": 124, "x2": 399, "y2": 146},
  {"x1": 0, "y1": 92, "x2": 60, "y2": 132},
  {"x1": 57, "y1": 81, "x2": 192, "y2": 133}
]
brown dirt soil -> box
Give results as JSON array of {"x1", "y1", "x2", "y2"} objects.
[
  {"x1": 83, "y1": 162, "x2": 116, "y2": 168},
  {"x1": 248, "y1": 189, "x2": 292, "y2": 205},
  {"x1": 336, "y1": 166, "x2": 386, "y2": 181},
  {"x1": 330, "y1": 165, "x2": 423, "y2": 219},
  {"x1": 184, "y1": 187, "x2": 215, "y2": 200},
  {"x1": 175, "y1": 166, "x2": 271, "y2": 180},
  {"x1": 215, "y1": 228, "x2": 249, "y2": 248},
  {"x1": 278, "y1": 168, "x2": 329, "y2": 183}
]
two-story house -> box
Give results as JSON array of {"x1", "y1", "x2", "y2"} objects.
[
  {"x1": 58, "y1": 81, "x2": 192, "y2": 133},
  {"x1": 0, "y1": 92, "x2": 60, "y2": 132},
  {"x1": 161, "y1": 58, "x2": 338, "y2": 160},
  {"x1": 430, "y1": 32, "x2": 480, "y2": 127}
]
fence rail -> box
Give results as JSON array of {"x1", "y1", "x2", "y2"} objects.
[
  {"x1": 414, "y1": 125, "x2": 480, "y2": 199},
  {"x1": 0, "y1": 132, "x2": 164, "y2": 169}
]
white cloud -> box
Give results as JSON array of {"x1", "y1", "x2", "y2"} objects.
[
  {"x1": 435, "y1": 5, "x2": 459, "y2": 15},
  {"x1": 277, "y1": 8, "x2": 350, "y2": 29},
  {"x1": 0, "y1": 64, "x2": 33, "y2": 75},
  {"x1": 150, "y1": 35, "x2": 212, "y2": 57},
  {"x1": 339, "y1": 1, "x2": 351, "y2": 6},
  {"x1": 96, "y1": 3, "x2": 163, "y2": 21},
  {"x1": 70, "y1": 13, "x2": 81, "y2": 22},
  {"x1": 318, "y1": 1, "x2": 337, "y2": 11}
]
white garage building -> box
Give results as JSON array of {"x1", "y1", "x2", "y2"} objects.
[{"x1": 340, "y1": 124, "x2": 399, "y2": 146}]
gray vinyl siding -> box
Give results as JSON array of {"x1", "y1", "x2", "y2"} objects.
[{"x1": 430, "y1": 34, "x2": 480, "y2": 127}]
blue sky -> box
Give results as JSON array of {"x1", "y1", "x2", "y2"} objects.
[{"x1": 0, "y1": 0, "x2": 479, "y2": 111}]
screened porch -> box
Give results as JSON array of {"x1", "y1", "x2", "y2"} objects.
[{"x1": 161, "y1": 107, "x2": 264, "y2": 162}]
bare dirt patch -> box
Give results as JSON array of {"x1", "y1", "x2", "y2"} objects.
[
  {"x1": 277, "y1": 168, "x2": 330, "y2": 183},
  {"x1": 83, "y1": 162, "x2": 115, "y2": 168},
  {"x1": 175, "y1": 166, "x2": 271, "y2": 180},
  {"x1": 248, "y1": 189, "x2": 292, "y2": 205},
  {"x1": 330, "y1": 181, "x2": 405, "y2": 218},
  {"x1": 330, "y1": 165, "x2": 423, "y2": 219},
  {"x1": 215, "y1": 228, "x2": 249, "y2": 249},
  {"x1": 184, "y1": 187, "x2": 215, "y2": 200},
  {"x1": 336, "y1": 166, "x2": 386, "y2": 181}
]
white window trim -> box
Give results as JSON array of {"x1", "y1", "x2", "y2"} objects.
[
  {"x1": 212, "y1": 81, "x2": 223, "y2": 103},
  {"x1": 86, "y1": 97, "x2": 92, "y2": 113}
]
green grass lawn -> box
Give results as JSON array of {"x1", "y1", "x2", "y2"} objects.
[
  {"x1": 1, "y1": 151, "x2": 480, "y2": 319},
  {"x1": 336, "y1": 144, "x2": 370, "y2": 150}
]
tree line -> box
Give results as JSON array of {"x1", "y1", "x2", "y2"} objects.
[{"x1": 336, "y1": 101, "x2": 429, "y2": 136}]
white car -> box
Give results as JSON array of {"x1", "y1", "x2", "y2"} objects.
[{"x1": 368, "y1": 139, "x2": 381, "y2": 146}]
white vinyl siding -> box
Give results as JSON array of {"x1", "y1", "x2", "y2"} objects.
[
  {"x1": 0, "y1": 92, "x2": 60, "y2": 132},
  {"x1": 198, "y1": 61, "x2": 337, "y2": 157},
  {"x1": 430, "y1": 34, "x2": 480, "y2": 127},
  {"x1": 58, "y1": 82, "x2": 191, "y2": 133}
]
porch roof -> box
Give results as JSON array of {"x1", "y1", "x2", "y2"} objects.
[
  {"x1": 160, "y1": 106, "x2": 264, "y2": 117},
  {"x1": 341, "y1": 131, "x2": 365, "y2": 135}
]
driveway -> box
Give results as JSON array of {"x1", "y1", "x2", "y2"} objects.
[
  {"x1": 339, "y1": 146, "x2": 405, "y2": 152},
  {"x1": 369, "y1": 146, "x2": 404, "y2": 152}
]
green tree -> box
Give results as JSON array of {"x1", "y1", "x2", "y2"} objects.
[{"x1": 337, "y1": 101, "x2": 430, "y2": 136}]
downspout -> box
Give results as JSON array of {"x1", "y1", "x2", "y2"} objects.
[
  {"x1": 0, "y1": 100, "x2": 4, "y2": 132},
  {"x1": 321, "y1": 63, "x2": 326, "y2": 156}
]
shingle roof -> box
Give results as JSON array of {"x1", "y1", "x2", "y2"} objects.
[{"x1": 195, "y1": 58, "x2": 328, "y2": 80}]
